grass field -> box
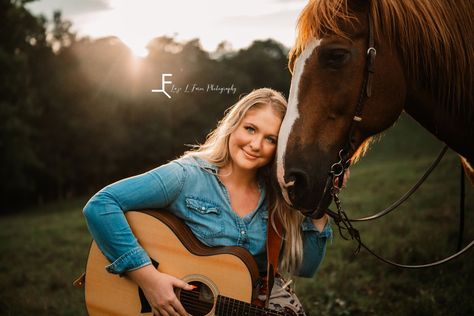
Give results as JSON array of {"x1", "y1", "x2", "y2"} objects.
[
  {"x1": 0, "y1": 114, "x2": 472, "y2": 316},
  {"x1": 0, "y1": 197, "x2": 90, "y2": 315},
  {"x1": 296, "y1": 114, "x2": 474, "y2": 316}
]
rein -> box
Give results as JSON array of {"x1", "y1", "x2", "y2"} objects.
[
  {"x1": 328, "y1": 158, "x2": 474, "y2": 269},
  {"x1": 318, "y1": 9, "x2": 473, "y2": 269},
  {"x1": 349, "y1": 145, "x2": 448, "y2": 222}
]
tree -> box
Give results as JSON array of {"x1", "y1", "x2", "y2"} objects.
[
  {"x1": 0, "y1": 0, "x2": 51, "y2": 209},
  {"x1": 225, "y1": 39, "x2": 291, "y2": 95}
]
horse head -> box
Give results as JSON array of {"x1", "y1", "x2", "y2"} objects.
[
  {"x1": 276, "y1": 0, "x2": 408, "y2": 216},
  {"x1": 277, "y1": 0, "x2": 473, "y2": 217}
]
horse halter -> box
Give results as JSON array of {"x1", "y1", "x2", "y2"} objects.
[
  {"x1": 318, "y1": 10, "x2": 474, "y2": 269},
  {"x1": 333, "y1": 11, "x2": 377, "y2": 182},
  {"x1": 317, "y1": 9, "x2": 377, "y2": 254},
  {"x1": 305, "y1": 11, "x2": 377, "y2": 220}
]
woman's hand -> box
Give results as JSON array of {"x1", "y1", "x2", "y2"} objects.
[
  {"x1": 311, "y1": 214, "x2": 329, "y2": 232},
  {"x1": 342, "y1": 168, "x2": 350, "y2": 188},
  {"x1": 334, "y1": 168, "x2": 350, "y2": 188},
  {"x1": 127, "y1": 265, "x2": 194, "y2": 316}
]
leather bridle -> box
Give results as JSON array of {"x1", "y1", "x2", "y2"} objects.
[
  {"x1": 305, "y1": 11, "x2": 376, "y2": 220},
  {"x1": 308, "y1": 9, "x2": 474, "y2": 269}
]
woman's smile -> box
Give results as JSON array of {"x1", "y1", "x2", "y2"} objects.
[{"x1": 242, "y1": 149, "x2": 260, "y2": 160}]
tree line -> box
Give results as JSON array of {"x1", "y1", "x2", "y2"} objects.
[{"x1": 0, "y1": 0, "x2": 292, "y2": 212}]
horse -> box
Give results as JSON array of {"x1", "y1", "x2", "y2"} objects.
[{"x1": 276, "y1": 0, "x2": 473, "y2": 217}]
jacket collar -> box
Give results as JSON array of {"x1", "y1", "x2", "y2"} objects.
[{"x1": 193, "y1": 156, "x2": 219, "y2": 173}]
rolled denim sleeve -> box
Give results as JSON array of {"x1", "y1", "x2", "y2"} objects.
[
  {"x1": 296, "y1": 217, "x2": 332, "y2": 277},
  {"x1": 83, "y1": 161, "x2": 186, "y2": 274}
]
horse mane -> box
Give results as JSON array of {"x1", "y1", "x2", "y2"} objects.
[{"x1": 289, "y1": 0, "x2": 474, "y2": 120}]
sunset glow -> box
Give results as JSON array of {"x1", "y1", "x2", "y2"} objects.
[{"x1": 28, "y1": 0, "x2": 307, "y2": 57}]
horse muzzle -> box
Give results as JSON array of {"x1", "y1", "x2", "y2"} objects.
[{"x1": 282, "y1": 168, "x2": 334, "y2": 218}]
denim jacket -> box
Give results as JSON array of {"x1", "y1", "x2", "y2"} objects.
[{"x1": 83, "y1": 155, "x2": 332, "y2": 277}]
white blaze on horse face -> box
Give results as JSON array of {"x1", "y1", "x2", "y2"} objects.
[{"x1": 276, "y1": 38, "x2": 322, "y2": 205}]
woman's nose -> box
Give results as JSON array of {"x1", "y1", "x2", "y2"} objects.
[{"x1": 249, "y1": 136, "x2": 262, "y2": 151}]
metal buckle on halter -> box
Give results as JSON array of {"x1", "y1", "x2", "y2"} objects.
[
  {"x1": 366, "y1": 47, "x2": 377, "y2": 78},
  {"x1": 366, "y1": 47, "x2": 376, "y2": 56},
  {"x1": 330, "y1": 161, "x2": 345, "y2": 177},
  {"x1": 330, "y1": 149, "x2": 351, "y2": 193},
  {"x1": 330, "y1": 149, "x2": 350, "y2": 177},
  {"x1": 330, "y1": 149, "x2": 345, "y2": 177}
]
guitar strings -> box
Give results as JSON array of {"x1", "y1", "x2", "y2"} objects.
[
  {"x1": 179, "y1": 298, "x2": 213, "y2": 308},
  {"x1": 191, "y1": 298, "x2": 285, "y2": 315},
  {"x1": 180, "y1": 290, "x2": 287, "y2": 315},
  {"x1": 180, "y1": 296, "x2": 285, "y2": 316},
  {"x1": 179, "y1": 291, "x2": 214, "y2": 314},
  {"x1": 179, "y1": 298, "x2": 213, "y2": 310}
]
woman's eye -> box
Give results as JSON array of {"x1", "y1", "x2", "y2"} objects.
[
  {"x1": 245, "y1": 126, "x2": 255, "y2": 133},
  {"x1": 319, "y1": 48, "x2": 350, "y2": 69},
  {"x1": 266, "y1": 137, "x2": 276, "y2": 144}
]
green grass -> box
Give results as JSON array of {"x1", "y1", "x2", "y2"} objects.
[
  {"x1": 0, "y1": 114, "x2": 472, "y2": 315},
  {"x1": 0, "y1": 198, "x2": 90, "y2": 316},
  {"x1": 295, "y1": 114, "x2": 474, "y2": 316}
]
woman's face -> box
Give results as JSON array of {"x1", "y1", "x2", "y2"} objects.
[{"x1": 228, "y1": 104, "x2": 282, "y2": 172}]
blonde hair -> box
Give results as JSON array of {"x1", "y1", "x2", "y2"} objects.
[{"x1": 183, "y1": 88, "x2": 305, "y2": 274}]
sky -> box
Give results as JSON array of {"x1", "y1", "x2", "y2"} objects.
[{"x1": 27, "y1": 0, "x2": 308, "y2": 57}]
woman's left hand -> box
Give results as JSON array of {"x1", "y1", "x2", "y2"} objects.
[
  {"x1": 334, "y1": 168, "x2": 350, "y2": 188},
  {"x1": 311, "y1": 214, "x2": 329, "y2": 232},
  {"x1": 341, "y1": 168, "x2": 350, "y2": 188}
]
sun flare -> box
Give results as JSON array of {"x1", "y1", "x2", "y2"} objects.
[
  {"x1": 28, "y1": 0, "x2": 306, "y2": 58},
  {"x1": 120, "y1": 36, "x2": 149, "y2": 58},
  {"x1": 105, "y1": 0, "x2": 175, "y2": 58}
]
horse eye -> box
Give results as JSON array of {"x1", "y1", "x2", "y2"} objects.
[{"x1": 319, "y1": 49, "x2": 350, "y2": 69}]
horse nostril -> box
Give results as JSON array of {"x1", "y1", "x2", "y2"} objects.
[
  {"x1": 287, "y1": 185, "x2": 296, "y2": 201},
  {"x1": 286, "y1": 169, "x2": 310, "y2": 201}
]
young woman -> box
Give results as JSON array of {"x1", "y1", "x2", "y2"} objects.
[{"x1": 83, "y1": 88, "x2": 333, "y2": 316}]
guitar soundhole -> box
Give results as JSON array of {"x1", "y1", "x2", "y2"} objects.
[{"x1": 178, "y1": 281, "x2": 214, "y2": 316}]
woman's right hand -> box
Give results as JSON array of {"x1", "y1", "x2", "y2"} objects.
[{"x1": 127, "y1": 264, "x2": 194, "y2": 316}]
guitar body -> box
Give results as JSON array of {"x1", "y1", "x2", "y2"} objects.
[{"x1": 85, "y1": 210, "x2": 262, "y2": 316}]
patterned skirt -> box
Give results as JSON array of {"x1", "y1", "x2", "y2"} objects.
[{"x1": 265, "y1": 276, "x2": 307, "y2": 316}]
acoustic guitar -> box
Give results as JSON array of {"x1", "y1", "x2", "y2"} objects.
[{"x1": 84, "y1": 210, "x2": 298, "y2": 315}]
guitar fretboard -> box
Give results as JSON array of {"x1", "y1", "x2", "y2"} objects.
[
  {"x1": 180, "y1": 290, "x2": 290, "y2": 315},
  {"x1": 216, "y1": 295, "x2": 288, "y2": 316}
]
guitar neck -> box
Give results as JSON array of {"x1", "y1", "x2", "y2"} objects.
[
  {"x1": 216, "y1": 295, "x2": 287, "y2": 316},
  {"x1": 179, "y1": 283, "x2": 294, "y2": 316}
]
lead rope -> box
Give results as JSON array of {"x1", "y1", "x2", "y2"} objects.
[
  {"x1": 328, "y1": 155, "x2": 474, "y2": 269},
  {"x1": 328, "y1": 153, "x2": 362, "y2": 255},
  {"x1": 349, "y1": 145, "x2": 448, "y2": 222}
]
